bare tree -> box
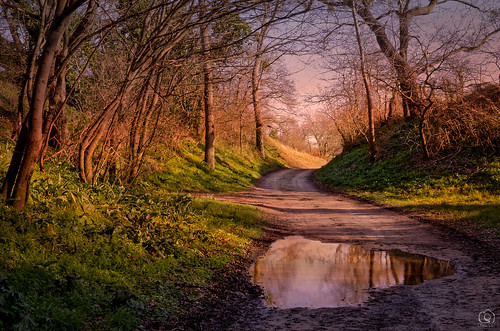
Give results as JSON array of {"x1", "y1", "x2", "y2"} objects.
[
  {"x1": 249, "y1": 1, "x2": 282, "y2": 158},
  {"x1": 319, "y1": 0, "x2": 500, "y2": 119},
  {"x1": 245, "y1": 0, "x2": 315, "y2": 157},
  {"x1": 78, "y1": 0, "x2": 197, "y2": 183},
  {"x1": 200, "y1": 0, "x2": 215, "y2": 168},
  {"x1": 1, "y1": 0, "x2": 92, "y2": 209},
  {"x1": 351, "y1": 2, "x2": 375, "y2": 162}
]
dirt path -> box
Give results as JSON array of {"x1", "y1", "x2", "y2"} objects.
[{"x1": 192, "y1": 169, "x2": 500, "y2": 330}]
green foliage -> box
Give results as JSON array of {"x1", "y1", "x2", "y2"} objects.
[
  {"x1": 0, "y1": 277, "x2": 36, "y2": 330},
  {"x1": 317, "y1": 126, "x2": 500, "y2": 237},
  {"x1": 0, "y1": 147, "x2": 269, "y2": 329}
]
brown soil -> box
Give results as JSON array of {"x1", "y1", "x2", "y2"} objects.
[{"x1": 175, "y1": 169, "x2": 500, "y2": 330}]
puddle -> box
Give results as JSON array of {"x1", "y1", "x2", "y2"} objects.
[{"x1": 249, "y1": 236, "x2": 455, "y2": 308}]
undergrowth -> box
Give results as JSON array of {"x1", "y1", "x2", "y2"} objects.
[
  {"x1": 0, "y1": 141, "x2": 278, "y2": 330},
  {"x1": 316, "y1": 122, "x2": 500, "y2": 238}
]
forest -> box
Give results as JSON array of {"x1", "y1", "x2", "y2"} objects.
[{"x1": 0, "y1": 0, "x2": 499, "y2": 329}]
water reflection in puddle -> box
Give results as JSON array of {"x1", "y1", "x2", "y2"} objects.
[{"x1": 249, "y1": 236, "x2": 455, "y2": 308}]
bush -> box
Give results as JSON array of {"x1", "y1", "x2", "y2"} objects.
[
  {"x1": 428, "y1": 83, "x2": 500, "y2": 153},
  {"x1": 0, "y1": 142, "x2": 267, "y2": 329}
]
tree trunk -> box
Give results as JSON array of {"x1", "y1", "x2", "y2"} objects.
[
  {"x1": 14, "y1": 80, "x2": 27, "y2": 138},
  {"x1": 355, "y1": 3, "x2": 421, "y2": 119},
  {"x1": 48, "y1": 45, "x2": 70, "y2": 150},
  {"x1": 127, "y1": 74, "x2": 161, "y2": 182},
  {"x1": 1, "y1": 125, "x2": 28, "y2": 200},
  {"x1": 128, "y1": 83, "x2": 150, "y2": 181},
  {"x1": 352, "y1": 5, "x2": 376, "y2": 162},
  {"x1": 252, "y1": 52, "x2": 265, "y2": 158},
  {"x1": 200, "y1": 17, "x2": 215, "y2": 169},
  {"x1": 2, "y1": 15, "x2": 71, "y2": 208},
  {"x1": 249, "y1": 1, "x2": 279, "y2": 158},
  {"x1": 418, "y1": 101, "x2": 433, "y2": 159},
  {"x1": 387, "y1": 93, "x2": 396, "y2": 121},
  {"x1": 79, "y1": 98, "x2": 120, "y2": 183}
]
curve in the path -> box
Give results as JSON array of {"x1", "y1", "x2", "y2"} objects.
[{"x1": 212, "y1": 169, "x2": 500, "y2": 331}]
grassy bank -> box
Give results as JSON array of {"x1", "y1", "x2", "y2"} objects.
[
  {"x1": 148, "y1": 139, "x2": 287, "y2": 192},
  {"x1": 316, "y1": 124, "x2": 500, "y2": 240},
  {"x1": 0, "y1": 141, "x2": 284, "y2": 330}
]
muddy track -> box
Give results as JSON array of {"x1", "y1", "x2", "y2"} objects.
[{"x1": 183, "y1": 169, "x2": 500, "y2": 330}]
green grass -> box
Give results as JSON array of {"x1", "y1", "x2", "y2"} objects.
[
  {"x1": 148, "y1": 139, "x2": 287, "y2": 192},
  {"x1": 316, "y1": 136, "x2": 500, "y2": 238},
  {"x1": 0, "y1": 141, "x2": 281, "y2": 330}
]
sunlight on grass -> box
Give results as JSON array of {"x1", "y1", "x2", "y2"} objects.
[
  {"x1": 0, "y1": 143, "x2": 267, "y2": 329},
  {"x1": 149, "y1": 139, "x2": 286, "y2": 192},
  {"x1": 266, "y1": 137, "x2": 327, "y2": 169},
  {"x1": 317, "y1": 147, "x2": 500, "y2": 237}
]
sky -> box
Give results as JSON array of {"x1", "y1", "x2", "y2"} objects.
[{"x1": 279, "y1": 0, "x2": 500, "y2": 118}]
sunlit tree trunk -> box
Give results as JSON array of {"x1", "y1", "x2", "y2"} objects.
[
  {"x1": 127, "y1": 73, "x2": 163, "y2": 182},
  {"x1": 252, "y1": 48, "x2": 265, "y2": 158},
  {"x1": 79, "y1": 96, "x2": 121, "y2": 183},
  {"x1": 1, "y1": 1, "x2": 82, "y2": 208},
  {"x1": 352, "y1": 4, "x2": 376, "y2": 162},
  {"x1": 200, "y1": 6, "x2": 215, "y2": 169}
]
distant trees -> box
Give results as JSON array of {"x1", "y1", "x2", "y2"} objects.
[
  {"x1": 249, "y1": 1, "x2": 281, "y2": 158},
  {"x1": 302, "y1": 112, "x2": 342, "y2": 157},
  {"x1": 246, "y1": 0, "x2": 312, "y2": 157}
]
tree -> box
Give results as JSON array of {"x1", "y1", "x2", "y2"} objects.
[
  {"x1": 0, "y1": 1, "x2": 41, "y2": 137},
  {"x1": 1, "y1": 0, "x2": 93, "y2": 209},
  {"x1": 78, "y1": 0, "x2": 197, "y2": 183},
  {"x1": 302, "y1": 111, "x2": 341, "y2": 157},
  {"x1": 247, "y1": 0, "x2": 313, "y2": 157},
  {"x1": 249, "y1": 1, "x2": 281, "y2": 158},
  {"x1": 319, "y1": 0, "x2": 500, "y2": 119},
  {"x1": 200, "y1": 0, "x2": 215, "y2": 168},
  {"x1": 351, "y1": 2, "x2": 375, "y2": 161}
]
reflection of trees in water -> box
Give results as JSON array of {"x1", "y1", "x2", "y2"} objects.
[
  {"x1": 250, "y1": 237, "x2": 455, "y2": 308},
  {"x1": 387, "y1": 250, "x2": 455, "y2": 285}
]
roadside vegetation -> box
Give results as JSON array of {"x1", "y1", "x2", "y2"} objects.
[
  {"x1": 317, "y1": 113, "x2": 500, "y2": 241},
  {"x1": 149, "y1": 139, "x2": 287, "y2": 192},
  {"x1": 0, "y1": 137, "x2": 286, "y2": 330}
]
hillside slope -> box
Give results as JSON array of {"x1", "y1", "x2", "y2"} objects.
[
  {"x1": 147, "y1": 138, "x2": 326, "y2": 193},
  {"x1": 316, "y1": 123, "x2": 500, "y2": 245},
  {"x1": 266, "y1": 137, "x2": 327, "y2": 169}
]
